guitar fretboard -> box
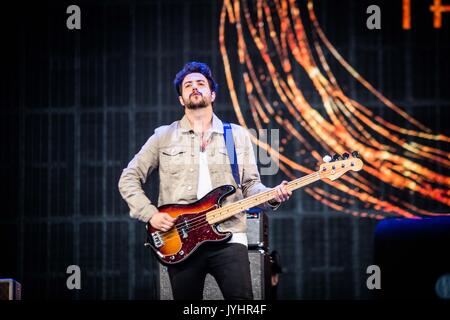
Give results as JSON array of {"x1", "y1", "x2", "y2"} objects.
[{"x1": 206, "y1": 171, "x2": 321, "y2": 224}]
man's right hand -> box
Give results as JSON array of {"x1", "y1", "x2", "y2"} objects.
[{"x1": 149, "y1": 212, "x2": 176, "y2": 232}]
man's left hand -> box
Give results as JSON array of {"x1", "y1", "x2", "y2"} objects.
[{"x1": 272, "y1": 180, "x2": 292, "y2": 203}]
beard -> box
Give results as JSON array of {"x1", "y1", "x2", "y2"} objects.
[{"x1": 184, "y1": 93, "x2": 209, "y2": 110}]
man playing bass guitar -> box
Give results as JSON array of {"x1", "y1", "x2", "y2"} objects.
[{"x1": 118, "y1": 61, "x2": 291, "y2": 300}]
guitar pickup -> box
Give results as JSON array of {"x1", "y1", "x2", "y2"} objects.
[
  {"x1": 180, "y1": 220, "x2": 189, "y2": 239},
  {"x1": 151, "y1": 231, "x2": 164, "y2": 248}
]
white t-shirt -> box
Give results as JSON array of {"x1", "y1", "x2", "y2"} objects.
[{"x1": 197, "y1": 150, "x2": 248, "y2": 247}]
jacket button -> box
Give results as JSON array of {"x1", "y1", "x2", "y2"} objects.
[
  {"x1": 187, "y1": 186, "x2": 192, "y2": 191},
  {"x1": 189, "y1": 168, "x2": 194, "y2": 172}
]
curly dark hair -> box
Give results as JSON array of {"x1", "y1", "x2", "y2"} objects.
[{"x1": 173, "y1": 61, "x2": 218, "y2": 96}]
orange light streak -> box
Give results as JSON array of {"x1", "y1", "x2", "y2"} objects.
[{"x1": 220, "y1": 0, "x2": 450, "y2": 218}]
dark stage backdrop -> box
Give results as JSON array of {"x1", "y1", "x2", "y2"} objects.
[{"x1": 0, "y1": 0, "x2": 448, "y2": 300}]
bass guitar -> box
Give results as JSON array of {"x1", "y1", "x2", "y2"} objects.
[{"x1": 145, "y1": 152, "x2": 363, "y2": 265}]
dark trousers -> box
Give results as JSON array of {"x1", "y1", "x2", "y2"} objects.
[{"x1": 167, "y1": 242, "x2": 254, "y2": 300}]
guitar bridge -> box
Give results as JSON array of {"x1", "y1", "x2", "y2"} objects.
[{"x1": 151, "y1": 231, "x2": 164, "y2": 248}]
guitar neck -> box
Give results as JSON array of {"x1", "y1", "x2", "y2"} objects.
[{"x1": 206, "y1": 171, "x2": 321, "y2": 225}]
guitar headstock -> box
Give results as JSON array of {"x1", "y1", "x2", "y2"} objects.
[{"x1": 319, "y1": 151, "x2": 363, "y2": 181}]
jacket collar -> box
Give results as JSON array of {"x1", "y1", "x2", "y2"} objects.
[{"x1": 179, "y1": 112, "x2": 224, "y2": 134}]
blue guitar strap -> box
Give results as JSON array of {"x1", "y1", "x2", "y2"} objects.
[
  {"x1": 222, "y1": 122, "x2": 241, "y2": 188},
  {"x1": 223, "y1": 122, "x2": 264, "y2": 214}
]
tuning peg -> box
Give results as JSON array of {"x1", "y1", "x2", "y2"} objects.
[
  {"x1": 351, "y1": 151, "x2": 360, "y2": 158},
  {"x1": 331, "y1": 154, "x2": 341, "y2": 162},
  {"x1": 342, "y1": 152, "x2": 350, "y2": 159},
  {"x1": 322, "y1": 155, "x2": 332, "y2": 163}
]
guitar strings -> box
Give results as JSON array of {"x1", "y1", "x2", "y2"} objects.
[
  {"x1": 159, "y1": 171, "x2": 324, "y2": 243},
  {"x1": 163, "y1": 170, "x2": 320, "y2": 235},
  {"x1": 157, "y1": 171, "x2": 323, "y2": 243},
  {"x1": 158, "y1": 171, "x2": 329, "y2": 244},
  {"x1": 158, "y1": 171, "x2": 320, "y2": 239}
]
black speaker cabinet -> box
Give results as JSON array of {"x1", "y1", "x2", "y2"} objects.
[
  {"x1": 246, "y1": 211, "x2": 269, "y2": 250},
  {"x1": 158, "y1": 249, "x2": 271, "y2": 300},
  {"x1": 0, "y1": 279, "x2": 22, "y2": 300}
]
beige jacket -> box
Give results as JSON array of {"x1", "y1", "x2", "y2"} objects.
[{"x1": 118, "y1": 113, "x2": 279, "y2": 233}]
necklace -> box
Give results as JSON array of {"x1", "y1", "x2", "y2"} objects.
[{"x1": 200, "y1": 132, "x2": 210, "y2": 152}]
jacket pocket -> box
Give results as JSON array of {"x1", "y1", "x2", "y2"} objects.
[{"x1": 159, "y1": 146, "x2": 190, "y2": 175}]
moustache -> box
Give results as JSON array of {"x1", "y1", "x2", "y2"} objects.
[{"x1": 190, "y1": 92, "x2": 203, "y2": 98}]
